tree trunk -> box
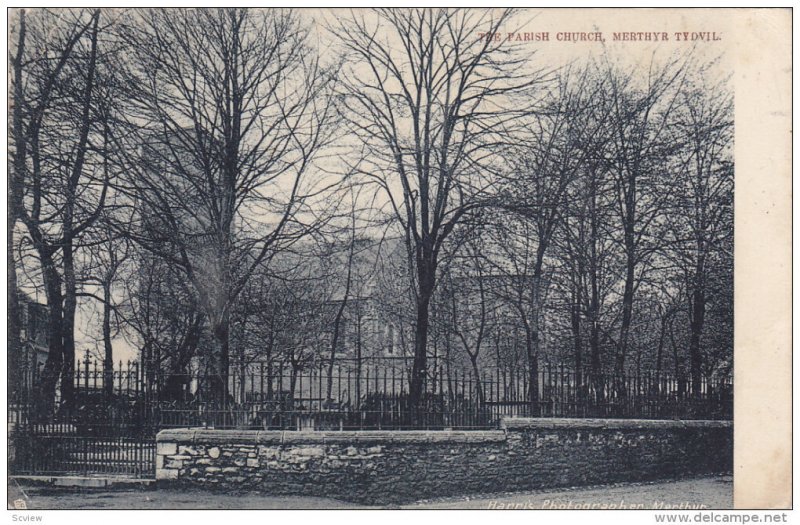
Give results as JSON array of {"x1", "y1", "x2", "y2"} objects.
[
  {"x1": 615, "y1": 164, "x2": 637, "y2": 399},
  {"x1": 587, "y1": 174, "x2": 603, "y2": 408},
  {"x1": 689, "y1": 286, "x2": 706, "y2": 398},
  {"x1": 329, "y1": 216, "x2": 358, "y2": 405},
  {"x1": 524, "y1": 322, "x2": 539, "y2": 417},
  {"x1": 668, "y1": 317, "x2": 686, "y2": 399},
  {"x1": 409, "y1": 272, "x2": 434, "y2": 416},
  {"x1": 327, "y1": 294, "x2": 349, "y2": 403},
  {"x1": 571, "y1": 287, "x2": 583, "y2": 386},
  {"x1": 102, "y1": 281, "x2": 113, "y2": 398},
  {"x1": 615, "y1": 244, "x2": 635, "y2": 397},
  {"x1": 61, "y1": 238, "x2": 77, "y2": 407},
  {"x1": 469, "y1": 355, "x2": 484, "y2": 406},
  {"x1": 655, "y1": 312, "x2": 668, "y2": 378},
  {"x1": 210, "y1": 316, "x2": 230, "y2": 403},
  {"x1": 355, "y1": 329, "x2": 362, "y2": 409},
  {"x1": 289, "y1": 363, "x2": 299, "y2": 405},
  {"x1": 266, "y1": 328, "x2": 275, "y2": 401},
  {"x1": 36, "y1": 253, "x2": 64, "y2": 417},
  {"x1": 570, "y1": 287, "x2": 585, "y2": 415},
  {"x1": 239, "y1": 343, "x2": 246, "y2": 405},
  {"x1": 526, "y1": 254, "x2": 545, "y2": 417},
  {"x1": 445, "y1": 329, "x2": 452, "y2": 400},
  {"x1": 8, "y1": 220, "x2": 22, "y2": 402},
  {"x1": 354, "y1": 310, "x2": 362, "y2": 406}
]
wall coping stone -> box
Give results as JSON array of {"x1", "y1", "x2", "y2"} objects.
[
  {"x1": 155, "y1": 418, "x2": 731, "y2": 447},
  {"x1": 499, "y1": 418, "x2": 732, "y2": 430},
  {"x1": 156, "y1": 428, "x2": 507, "y2": 445}
]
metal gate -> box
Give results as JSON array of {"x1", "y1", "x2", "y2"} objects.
[
  {"x1": 9, "y1": 357, "x2": 156, "y2": 479},
  {"x1": 9, "y1": 403, "x2": 156, "y2": 479}
]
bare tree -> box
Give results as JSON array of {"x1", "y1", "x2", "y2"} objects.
[
  {"x1": 500, "y1": 68, "x2": 606, "y2": 414},
  {"x1": 114, "y1": 8, "x2": 336, "y2": 399},
  {"x1": 10, "y1": 8, "x2": 114, "y2": 409},
  {"x1": 663, "y1": 72, "x2": 733, "y2": 397},
  {"x1": 332, "y1": 8, "x2": 542, "y2": 411},
  {"x1": 599, "y1": 56, "x2": 688, "y2": 389}
]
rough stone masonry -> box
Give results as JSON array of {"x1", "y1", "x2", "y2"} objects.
[{"x1": 155, "y1": 418, "x2": 732, "y2": 505}]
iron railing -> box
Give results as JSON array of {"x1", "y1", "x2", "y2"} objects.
[
  {"x1": 10, "y1": 357, "x2": 732, "y2": 429},
  {"x1": 8, "y1": 356, "x2": 731, "y2": 477}
]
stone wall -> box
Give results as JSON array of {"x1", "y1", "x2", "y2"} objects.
[{"x1": 156, "y1": 418, "x2": 732, "y2": 505}]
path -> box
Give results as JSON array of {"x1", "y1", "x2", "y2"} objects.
[{"x1": 8, "y1": 475, "x2": 732, "y2": 510}]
